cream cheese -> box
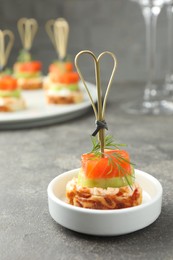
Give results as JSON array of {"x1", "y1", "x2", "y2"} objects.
[{"x1": 47, "y1": 89, "x2": 72, "y2": 97}]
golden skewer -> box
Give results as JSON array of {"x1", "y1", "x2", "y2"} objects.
[
  {"x1": 45, "y1": 18, "x2": 69, "y2": 60},
  {"x1": 54, "y1": 18, "x2": 69, "y2": 60},
  {"x1": 17, "y1": 18, "x2": 38, "y2": 51},
  {"x1": 75, "y1": 50, "x2": 117, "y2": 155},
  {"x1": 0, "y1": 30, "x2": 14, "y2": 70},
  {"x1": 45, "y1": 19, "x2": 57, "y2": 52}
]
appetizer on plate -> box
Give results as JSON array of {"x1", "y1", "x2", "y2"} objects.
[
  {"x1": 13, "y1": 59, "x2": 43, "y2": 90},
  {"x1": 14, "y1": 18, "x2": 42, "y2": 90},
  {"x1": 66, "y1": 50, "x2": 142, "y2": 210},
  {"x1": 0, "y1": 75, "x2": 25, "y2": 112},
  {"x1": 45, "y1": 18, "x2": 83, "y2": 104},
  {"x1": 0, "y1": 29, "x2": 25, "y2": 112},
  {"x1": 44, "y1": 61, "x2": 83, "y2": 104}
]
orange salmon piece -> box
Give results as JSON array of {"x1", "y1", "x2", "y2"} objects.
[{"x1": 81, "y1": 149, "x2": 132, "y2": 179}]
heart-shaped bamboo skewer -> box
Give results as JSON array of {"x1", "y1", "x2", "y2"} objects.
[
  {"x1": 75, "y1": 50, "x2": 117, "y2": 155},
  {"x1": 0, "y1": 30, "x2": 14, "y2": 71},
  {"x1": 45, "y1": 18, "x2": 69, "y2": 61},
  {"x1": 17, "y1": 18, "x2": 38, "y2": 51},
  {"x1": 45, "y1": 19, "x2": 57, "y2": 52},
  {"x1": 54, "y1": 18, "x2": 69, "y2": 60}
]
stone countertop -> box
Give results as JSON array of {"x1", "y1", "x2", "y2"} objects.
[{"x1": 0, "y1": 83, "x2": 173, "y2": 260}]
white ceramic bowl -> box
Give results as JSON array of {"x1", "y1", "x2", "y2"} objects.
[{"x1": 47, "y1": 169, "x2": 162, "y2": 236}]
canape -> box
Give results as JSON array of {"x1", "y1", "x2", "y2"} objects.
[
  {"x1": 13, "y1": 60, "x2": 43, "y2": 90},
  {"x1": 65, "y1": 50, "x2": 142, "y2": 210},
  {"x1": 0, "y1": 75, "x2": 25, "y2": 112},
  {"x1": 44, "y1": 61, "x2": 83, "y2": 104}
]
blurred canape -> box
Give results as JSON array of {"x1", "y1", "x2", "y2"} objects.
[
  {"x1": 44, "y1": 18, "x2": 83, "y2": 104},
  {"x1": 14, "y1": 18, "x2": 43, "y2": 90},
  {"x1": 0, "y1": 29, "x2": 26, "y2": 112},
  {"x1": 13, "y1": 50, "x2": 42, "y2": 90},
  {"x1": 0, "y1": 72, "x2": 25, "y2": 112},
  {"x1": 44, "y1": 61, "x2": 83, "y2": 104}
]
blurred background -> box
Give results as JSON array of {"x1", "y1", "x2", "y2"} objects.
[{"x1": 0, "y1": 0, "x2": 169, "y2": 83}]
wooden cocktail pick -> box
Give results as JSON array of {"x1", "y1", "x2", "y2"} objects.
[
  {"x1": 45, "y1": 18, "x2": 69, "y2": 61},
  {"x1": 17, "y1": 18, "x2": 38, "y2": 51},
  {"x1": 75, "y1": 50, "x2": 117, "y2": 155},
  {"x1": 0, "y1": 29, "x2": 14, "y2": 71}
]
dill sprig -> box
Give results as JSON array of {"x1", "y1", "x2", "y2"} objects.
[
  {"x1": 91, "y1": 135, "x2": 127, "y2": 152},
  {"x1": 90, "y1": 135, "x2": 135, "y2": 188},
  {"x1": 17, "y1": 49, "x2": 32, "y2": 62}
]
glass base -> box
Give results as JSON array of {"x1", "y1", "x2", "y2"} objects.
[
  {"x1": 164, "y1": 79, "x2": 173, "y2": 93},
  {"x1": 123, "y1": 99, "x2": 173, "y2": 115}
]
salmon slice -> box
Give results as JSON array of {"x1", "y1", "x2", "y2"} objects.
[{"x1": 81, "y1": 149, "x2": 132, "y2": 179}]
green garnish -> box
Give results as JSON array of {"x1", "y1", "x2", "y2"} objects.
[
  {"x1": 14, "y1": 71, "x2": 41, "y2": 79},
  {"x1": 50, "y1": 84, "x2": 78, "y2": 92},
  {"x1": 17, "y1": 49, "x2": 32, "y2": 62},
  {"x1": 91, "y1": 135, "x2": 127, "y2": 153},
  {"x1": 0, "y1": 90, "x2": 20, "y2": 98},
  {"x1": 0, "y1": 68, "x2": 13, "y2": 76},
  {"x1": 52, "y1": 55, "x2": 71, "y2": 64}
]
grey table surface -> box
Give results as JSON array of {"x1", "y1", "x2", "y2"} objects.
[{"x1": 0, "y1": 83, "x2": 173, "y2": 260}]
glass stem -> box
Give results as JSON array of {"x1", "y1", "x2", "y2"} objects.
[
  {"x1": 166, "y1": 3, "x2": 173, "y2": 84},
  {"x1": 142, "y1": 6, "x2": 160, "y2": 100}
]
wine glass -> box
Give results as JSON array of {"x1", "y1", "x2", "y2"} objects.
[
  {"x1": 163, "y1": 0, "x2": 173, "y2": 93},
  {"x1": 126, "y1": 0, "x2": 173, "y2": 115}
]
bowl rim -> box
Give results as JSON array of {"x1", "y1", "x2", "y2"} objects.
[{"x1": 47, "y1": 168, "x2": 163, "y2": 215}]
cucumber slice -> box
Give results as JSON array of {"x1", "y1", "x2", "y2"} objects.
[
  {"x1": 50, "y1": 83, "x2": 78, "y2": 92},
  {"x1": 0, "y1": 90, "x2": 20, "y2": 98},
  {"x1": 14, "y1": 72, "x2": 41, "y2": 79},
  {"x1": 68, "y1": 84, "x2": 79, "y2": 91},
  {"x1": 77, "y1": 167, "x2": 135, "y2": 188}
]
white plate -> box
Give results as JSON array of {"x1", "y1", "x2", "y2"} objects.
[
  {"x1": 47, "y1": 169, "x2": 163, "y2": 236},
  {"x1": 0, "y1": 82, "x2": 96, "y2": 129}
]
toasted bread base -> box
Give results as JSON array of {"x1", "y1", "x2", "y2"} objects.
[
  {"x1": 66, "y1": 177, "x2": 142, "y2": 210},
  {"x1": 46, "y1": 91, "x2": 83, "y2": 104},
  {"x1": 0, "y1": 97, "x2": 26, "y2": 112},
  {"x1": 17, "y1": 78, "x2": 43, "y2": 90}
]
